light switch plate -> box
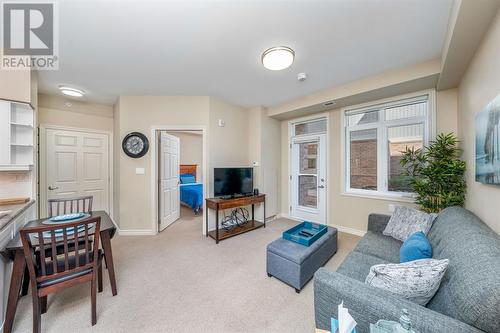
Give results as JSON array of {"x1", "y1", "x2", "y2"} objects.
[
  {"x1": 135, "y1": 167, "x2": 145, "y2": 175},
  {"x1": 218, "y1": 119, "x2": 225, "y2": 127}
]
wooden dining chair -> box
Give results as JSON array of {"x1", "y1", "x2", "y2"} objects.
[
  {"x1": 20, "y1": 196, "x2": 96, "y2": 302},
  {"x1": 20, "y1": 216, "x2": 103, "y2": 333},
  {"x1": 47, "y1": 196, "x2": 93, "y2": 217}
]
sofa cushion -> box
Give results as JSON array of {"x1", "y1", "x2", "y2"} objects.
[
  {"x1": 383, "y1": 205, "x2": 436, "y2": 241},
  {"x1": 337, "y1": 251, "x2": 390, "y2": 282},
  {"x1": 400, "y1": 231, "x2": 432, "y2": 263},
  {"x1": 426, "y1": 207, "x2": 500, "y2": 333},
  {"x1": 365, "y1": 258, "x2": 449, "y2": 306},
  {"x1": 353, "y1": 231, "x2": 402, "y2": 263}
]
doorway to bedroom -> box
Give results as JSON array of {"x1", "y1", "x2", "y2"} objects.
[{"x1": 155, "y1": 129, "x2": 205, "y2": 233}]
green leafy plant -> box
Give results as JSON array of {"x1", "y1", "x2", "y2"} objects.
[{"x1": 400, "y1": 133, "x2": 466, "y2": 213}]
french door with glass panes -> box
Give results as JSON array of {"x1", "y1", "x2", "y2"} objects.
[{"x1": 290, "y1": 134, "x2": 326, "y2": 223}]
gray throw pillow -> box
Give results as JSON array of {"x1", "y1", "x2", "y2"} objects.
[
  {"x1": 383, "y1": 205, "x2": 436, "y2": 241},
  {"x1": 365, "y1": 258, "x2": 449, "y2": 305}
]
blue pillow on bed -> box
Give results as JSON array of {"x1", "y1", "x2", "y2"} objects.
[{"x1": 180, "y1": 174, "x2": 196, "y2": 184}]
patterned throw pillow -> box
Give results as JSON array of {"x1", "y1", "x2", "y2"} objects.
[
  {"x1": 383, "y1": 206, "x2": 437, "y2": 242},
  {"x1": 365, "y1": 259, "x2": 449, "y2": 305}
]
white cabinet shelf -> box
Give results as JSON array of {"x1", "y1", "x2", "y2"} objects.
[{"x1": 0, "y1": 100, "x2": 34, "y2": 170}]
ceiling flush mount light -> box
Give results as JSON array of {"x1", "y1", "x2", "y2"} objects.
[
  {"x1": 261, "y1": 46, "x2": 295, "y2": 71},
  {"x1": 59, "y1": 86, "x2": 85, "y2": 97}
]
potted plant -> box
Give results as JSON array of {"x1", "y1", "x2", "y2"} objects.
[{"x1": 400, "y1": 133, "x2": 466, "y2": 213}]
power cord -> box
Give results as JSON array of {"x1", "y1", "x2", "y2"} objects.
[{"x1": 221, "y1": 207, "x2": 250, "y2": 230}]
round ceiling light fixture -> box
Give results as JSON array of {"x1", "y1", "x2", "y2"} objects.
[
  {"x1": 261, "y1": 46, "x2": 295, "y2": 71},
  {"x1": 59, "y1": 86, "x2": 85, "y2": 97}
]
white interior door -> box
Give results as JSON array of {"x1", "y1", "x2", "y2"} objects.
[
  {"x1": 290, "y1": 134, "x2": 326, "y2": 223},
  {"x1": 45, "y1": 128, "x2": 110, "y2": 217},
  {"x1": 159, "y1": 132, "x2": 180, "y2": 231}
]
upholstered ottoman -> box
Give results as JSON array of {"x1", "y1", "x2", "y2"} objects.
[{"x1": 266, "y1": 227, "x2": 337, "y2": 292}]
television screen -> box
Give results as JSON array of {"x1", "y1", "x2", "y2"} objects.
[{"x1": 214, "y1": 167, "x2": 253, "y2": 197}]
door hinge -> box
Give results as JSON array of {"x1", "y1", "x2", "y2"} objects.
[
  {"x1": 289, "y1": 175, "x2": 292, "y2": 180},
  {"x1": 289, "y1": 205, "x2": 292, "y2": 211},
  {"x1": 289, "y1": 143, "x2": 292, "y2": 149}
]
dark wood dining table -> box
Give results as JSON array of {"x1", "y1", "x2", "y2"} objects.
[{"x1": 0, "y1": 211, "x2": 118, "y2": 333}]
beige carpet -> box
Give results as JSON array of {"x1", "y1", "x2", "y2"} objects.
[{"x1": 12, "y1": 207, "x2": 360, "y2": 333}]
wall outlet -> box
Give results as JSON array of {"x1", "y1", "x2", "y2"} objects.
[
  {"x1": 135, "y1": 167, "x2": 145, "y2": 175},
  {"x1": 218, "y1": 119, "x2": 225, "y2": 127}
]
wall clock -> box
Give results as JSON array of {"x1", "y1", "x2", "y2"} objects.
[{"x1": 122, "y1": 132, "x2": 149, "y2": 158}]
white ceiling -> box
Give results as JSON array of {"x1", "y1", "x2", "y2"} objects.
[{"x1": 38, "y1": 0, "x2": 454, "y2": 108}]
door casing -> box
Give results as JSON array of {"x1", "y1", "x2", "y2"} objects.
[
  {"x1": 288, "y1": 114, "x2": 330, "y2": 224},
  {"x1": 150, "y1": 126, "x2": 208, "y2": 235}
]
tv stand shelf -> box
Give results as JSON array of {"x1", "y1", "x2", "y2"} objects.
[{"x1": 205, "y1": 194, "x2": 266, "y2": 244}]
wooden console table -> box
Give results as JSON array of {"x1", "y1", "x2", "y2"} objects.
[{"x1": 205, "y1": 194, "x2": 266, "y2": 244}]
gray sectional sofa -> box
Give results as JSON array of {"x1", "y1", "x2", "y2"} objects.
[{"x1": 314, "y1": 207, "x2": 500, "y2": 333}]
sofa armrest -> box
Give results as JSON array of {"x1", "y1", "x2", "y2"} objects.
[
  {"x1": 367, "y1": 213, "x2": 391, "y2": 234},
  {"x1": 314, "y1": 268, "x2": 482, "y2": 333}
]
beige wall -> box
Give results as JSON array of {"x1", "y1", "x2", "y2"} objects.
[
  {"x1": 0, "y1": 68, "x2": 34, "y2": 104},
  {"x1": 115, "y1": 96, "x2": 210, "y2": 231},
  {"x1": 457, "y1": 10, "x2": 500, "y2": 234},
  {"x1": 281, "y1": 89, "x2": 459, "y2": 233},
  {"x1": 248, "y1": 107, "x2": 281, "y2": 219},
  {"x1": 167, "y1": 131, "x2": 203, "y2": 181},
  {"x1": 114, "y1": 96, "x2": 253, "y2": 232},
  {"x1": 38, "y1": 94, "x2": 113, "y2": 131}
]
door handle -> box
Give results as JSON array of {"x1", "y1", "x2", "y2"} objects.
[
  {"x1": 318, "y1": 185, "x2": 325, "y2": 189},
  {"x1": 48, "y1": 186, "x2": 59, "y2": 190}
]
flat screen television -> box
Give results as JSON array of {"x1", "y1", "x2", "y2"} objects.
[{"x1": 214, "y1": 167, "x2": 253, "y2": 198}]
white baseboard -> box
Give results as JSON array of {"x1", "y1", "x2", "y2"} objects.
[
  {"x1": 329, "y1": 224, "x2": 366, "y2": 237},
  {"x1": 276, "y1": 213, "x2": 366, "y2": 237},
  {"x1": 117, "y1": 229, "x2": 156, "y2": 236}
]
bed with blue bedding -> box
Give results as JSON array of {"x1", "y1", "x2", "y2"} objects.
[{"x1": 180, "y1": 173, "x2": 203, "y2": 214}]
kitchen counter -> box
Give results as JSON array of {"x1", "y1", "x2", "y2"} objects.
[{"x1": 0, "y1": 200, "x2": 35, "y2": 230}]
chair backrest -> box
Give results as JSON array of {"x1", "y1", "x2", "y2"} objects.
[
  {"x1": 47, "y1": 196, "x2": 93, "y2": 217},
  {"x1": 20, "y1": 216, "x2": 101, "y2": 287}
]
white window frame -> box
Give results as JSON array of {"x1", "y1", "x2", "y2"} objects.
[{"x1": 341, "y1": 89, "x2": 436, "y2": 202}]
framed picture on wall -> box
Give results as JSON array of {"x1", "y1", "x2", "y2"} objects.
[{"x1": 476, "y1": 93, "x2": 500, "y2": 185}]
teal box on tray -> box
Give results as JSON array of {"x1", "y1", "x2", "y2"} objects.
[{"x1": 283, "y1": 221, "x2": 327, "y2": 246}]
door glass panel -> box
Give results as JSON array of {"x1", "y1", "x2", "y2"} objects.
[
  {"x1": 294, "y1": 119, "x2": 326, "y2": 136},
  {"x1": 299, "y1": 141, "x2": 318, "y2": 174},
  {"x1": 298, "y1": 175, "x2": 317, "y2": 208},
  {"x1": 350, "y1": 129, "x2": 377, "y2": 190},
  {"x1": 387, "y1": 123, "x2": 424, "y2": 192}
]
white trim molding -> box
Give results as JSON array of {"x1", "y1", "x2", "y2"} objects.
[
  {"x1": 117, "y1": 229, "x2": 157, "y2": 236},
  {"x1": 340, "y1": 89, "x2": 436, "y2": 202},
  {"x1": 150, "y1": 125, "x2": 208, "y2": 236},
  {"x1": 287, "y1": 113, "x2": 330, "y2": 225}
]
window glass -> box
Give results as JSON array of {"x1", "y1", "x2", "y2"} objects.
[
  {"x1": 385, "y1": 101, "x2": 426, "y2": 121},
  {"x1": 350, "y1": 129, "x2": 377, "y2": 190},
  {"x1": 347, "y1": 110, "x2": 379, "y2": 126},
  {"x1": 387, "y1": 123, "x2": 424, "y2": 192},
  {"x1": 294, "y1": 119, "x2": 326, "y2": 136}
]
